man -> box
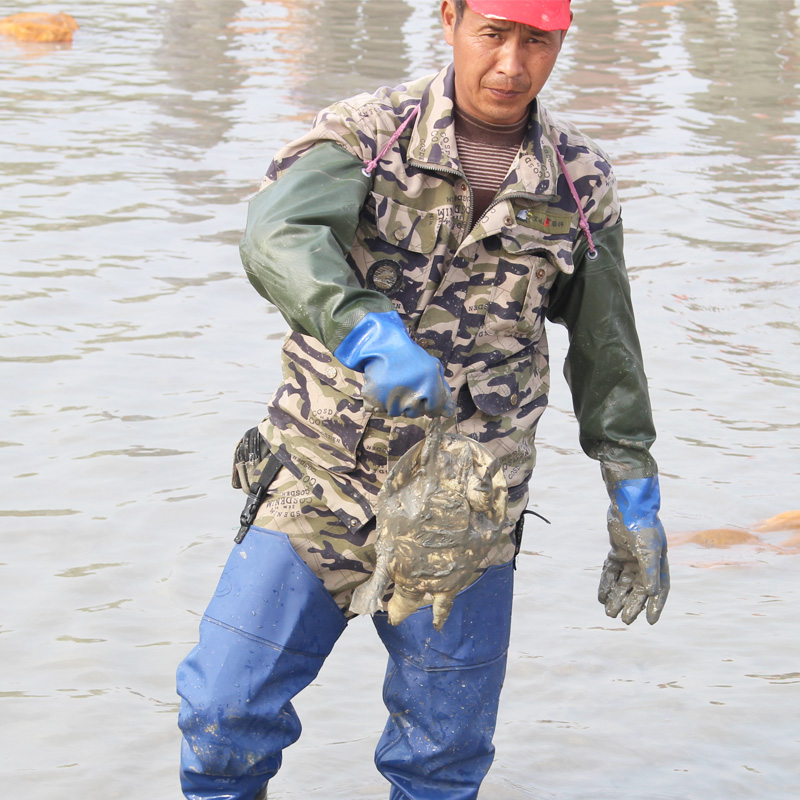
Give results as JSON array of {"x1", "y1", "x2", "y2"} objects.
[{"x1": 176, "y1": 1, "x2": 670, "y2": 798}]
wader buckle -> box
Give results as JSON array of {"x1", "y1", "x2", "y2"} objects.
[{"x1": 235, "y1": 453, "x2": 282, "y2": 544}]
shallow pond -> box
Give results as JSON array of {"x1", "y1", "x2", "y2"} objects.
[{"x1": 1, "y1": 1, "x2": 798, "y2": 797}]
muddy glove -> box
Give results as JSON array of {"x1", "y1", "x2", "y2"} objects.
[
  {"x1": 598, "y1": 476, "x2": 670, "y2": 625},
  {"x1": 334, "y1": 310, "x2": 455, "y2": 418}
]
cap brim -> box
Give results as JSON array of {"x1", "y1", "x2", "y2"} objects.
[{"x1": 466, "y1": 0, "x2": 572, "y2": 32}]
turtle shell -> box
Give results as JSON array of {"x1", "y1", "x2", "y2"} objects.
[{"x1": 350, "y1": 416, "x2": 508, "y2": 630}]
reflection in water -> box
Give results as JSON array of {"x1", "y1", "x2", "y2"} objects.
[
  {"x1": 151, "y1": 0, "x2": 247, "y2": 153},
  {"x1": 266, "y1": 0, "x2": 415, "y2": 113},
  {"x1": 564, "y1": 0, "x2": 800, "y2": 137},
  {"x1": 560, "y1": 0, "x2": 800, "y2": 190},
  {"x1": 552, "y1": 0, "x2": 660, "y2": 138},
  {"x1": 677, "y1": 0, "x2": 800, "y2": 168}
]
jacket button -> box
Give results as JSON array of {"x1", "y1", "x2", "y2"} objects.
[
  {"x1": 536, "y1": 268, "x2": 546, "y2": 279},
  {"x1": 459, "y1": 181, "x2": 468, "y2": 192},
  {"x1": 394, "y1": 228, "x2": 406, "y2": 240},
  {"x1": 325, "y1": 366, "x2": 338, "y2": 379},
  {"x1": 503, "y1": 215, "x2": 514, "y2": 227},
  {"x1": 417, "y1": 338, "x2": 434, "y2": 350},
  {"x1": 509, "y1": 393, "x2": 519, "y2": 406}
]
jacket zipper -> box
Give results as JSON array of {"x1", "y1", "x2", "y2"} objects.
[
  {"x1": 409, "y1": 159, "x2": 553, "y2": 244},
  {"x1": 407, "y1": 159, "x2": 475, "y2": 241}
]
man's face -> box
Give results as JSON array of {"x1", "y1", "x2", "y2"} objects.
[{"x1": 441, "y1": 0, "x2": 566, "y2": 125}]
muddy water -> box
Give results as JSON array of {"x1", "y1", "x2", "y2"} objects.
[{"x1": 1, "y1": 1, "x2": 798, "y2": 798}]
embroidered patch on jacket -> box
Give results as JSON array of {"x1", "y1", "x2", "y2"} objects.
[
  {"x1": 366, "y1": 260, "x2": 403, "y2": 295},
  {"x1": 516, "y1": 208, "x2": 573, "y2": 235}
]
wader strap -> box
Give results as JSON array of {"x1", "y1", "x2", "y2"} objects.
[{"x1": 235, "y1": 454, "x2": 283, "y2": 544}]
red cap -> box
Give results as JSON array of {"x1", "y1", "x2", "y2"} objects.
[{"x1": 465, "y1": 0, "x2": 572, "y2": 32}]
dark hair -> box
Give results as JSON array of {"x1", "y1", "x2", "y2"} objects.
[{"x1": 454, "y1": 0, "x2": 466, "y2": 27}]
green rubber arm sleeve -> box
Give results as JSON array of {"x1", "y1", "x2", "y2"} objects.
[
  {"x1": 239, "y1": 142, "x2": 394, "y2": 352},
  {"x1": 546, "y1": 221, "x2": 658, "y2": 483}
]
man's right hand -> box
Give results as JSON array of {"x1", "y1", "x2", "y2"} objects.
[{"x1": 334, "y1": 310, "x2": 455, "y2": 418}]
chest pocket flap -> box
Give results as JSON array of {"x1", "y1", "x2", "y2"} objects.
[
  {"x1": 501, "y1": 204, "x2": 577, "y2": 275},
  {"x1": 372, "y1": 193, "x2": 441, "y2": 254}
]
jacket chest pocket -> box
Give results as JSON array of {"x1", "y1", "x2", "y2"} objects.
[
  {"x1": 483, "y1": 240, "x2": 565, "y2": 338},
  {"x1": 350, "y1": 192, "x2": 442, "y2": 318}
]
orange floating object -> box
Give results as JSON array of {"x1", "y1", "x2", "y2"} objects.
[
  {"x1": 779, "y1": 531, "x2": 800, "y2": 551},
  {"x1": 754, "y1": 510, "x2": 800, "y2": 532},
  {"x1": 669, "y1": 528, "x2": 763, "y2": 549},
  {"x1": 0, "y1": 12, "x2": 79, "y2": 43}
]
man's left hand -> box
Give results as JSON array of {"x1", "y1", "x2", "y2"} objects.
[{"x1": 598, "y1": 476, "x2": 670, "y2": 625}]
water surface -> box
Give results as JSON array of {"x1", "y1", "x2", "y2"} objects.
[{"x1": 1, "y1": 1, "x2": 798, "y2": 797}]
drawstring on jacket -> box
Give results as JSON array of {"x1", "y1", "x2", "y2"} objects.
[
  {"x1": 555, "y1": 147, "x2": 598, "y2": 258},
  {"x1": 362, "y1": 104, "x2": 421, "y2": 177}
]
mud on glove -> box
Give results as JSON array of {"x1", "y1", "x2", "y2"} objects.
[
  {"x1": 598, "y1": 475, "x2": 670, "y2": 625},
  {"x1": 334, "y1": 310, "x2": 455, "y2": 418}
]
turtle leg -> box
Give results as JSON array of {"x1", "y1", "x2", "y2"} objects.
[
  {"x1": 431, "y1": 591, "x2": 455, "y2": 631},
  {"x1": 387, "y1": 585, "x2": 425, "y2": 626},
  {"x1": 372, "y1": 562, "x2": 514, "y2": 800},
  {"x1": 349, "y1": 551, "x2": 391, "y2": 616}
]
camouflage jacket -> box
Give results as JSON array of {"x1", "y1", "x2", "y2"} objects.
[{"x1": 240, "y1": 65, "x2": 658, "y2": 532}]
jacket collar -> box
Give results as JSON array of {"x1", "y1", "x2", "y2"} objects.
[{"x1": 407, "y1": 64, "x2": 559, "y2": 202}]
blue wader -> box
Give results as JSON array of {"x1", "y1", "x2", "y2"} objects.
[
  {"x1": 373, "y1": 561, "x2": 514, "y2": 799},
  {"x1": 177, "y1": 527, "x2": 513, "y2": 800}
]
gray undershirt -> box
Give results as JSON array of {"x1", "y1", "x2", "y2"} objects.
[{"x1": 454, "y1": 105, "x2": 527, "y2": 223}]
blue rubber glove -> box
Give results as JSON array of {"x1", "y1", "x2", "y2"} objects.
[
  {"x1": 598, "y1": 476, "x2": 670, "y2": 625},
  {"x1": 334, "y1": 311, "x2": 455, "y2": 418}
]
